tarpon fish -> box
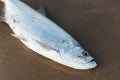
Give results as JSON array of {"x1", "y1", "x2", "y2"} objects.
[{"x1": 0, "y1": 0, "x2": 97, "y2": 70}]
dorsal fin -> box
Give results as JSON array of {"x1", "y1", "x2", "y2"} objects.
[{"x1": 36, "y1": 5, "x2": 46, "y2": 16}]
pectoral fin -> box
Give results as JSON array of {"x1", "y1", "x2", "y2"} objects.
[
  {"x1": 11, "y1": 33, "x2": 27, "y2": 41},
  {"x1": 32, "y1": 39, "x2": 51, "y2": 51}
]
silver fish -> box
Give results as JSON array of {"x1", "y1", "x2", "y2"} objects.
[{"x1": 0, "y1": 0, "x2": 97, "y2": 70}]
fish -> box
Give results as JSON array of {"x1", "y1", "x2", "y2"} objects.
[{"x1": 0, "y1": 0, "x2": 97, "y2": 70}]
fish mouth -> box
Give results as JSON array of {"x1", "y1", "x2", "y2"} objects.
[
  {"x1": 72, "y1": 58, "x2": 97, "y2": 70},
  {"x1": 88, "y1": 59, "x2": 95, "y2": 63}
]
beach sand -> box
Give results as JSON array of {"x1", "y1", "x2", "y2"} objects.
[{"x1": 0, "y1": 0, "x2": 120, "y2": 80}]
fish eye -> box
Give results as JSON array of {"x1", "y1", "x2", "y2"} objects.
[{"x1": 82, "y1": 51, "x2": 89, "y2": 56}]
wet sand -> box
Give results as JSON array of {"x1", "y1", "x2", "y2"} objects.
[{"x1": 0, "y1": 0, "x2": 120, "y2": 80}]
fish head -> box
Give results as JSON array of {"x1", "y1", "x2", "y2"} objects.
[{"x1": 60, "y1": 41, "x2": 97, "y2": 70}]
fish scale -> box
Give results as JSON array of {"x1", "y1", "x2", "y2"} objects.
[
  {"x1": 12, "y1": 0, "x2": 76, "y2": 40},
  {"x1": 5, "y1": 0, "x2": 77, "y2": 50},
  {"x1": 21, "y1": 16, "x2": 63, "y2": 50},
  {"x1": 4, "y1": 4, "x2": 62, "y2": 50}
]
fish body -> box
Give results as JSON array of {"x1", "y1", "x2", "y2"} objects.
[{"x1": 0, "y1": 0, "x2": 97, "y2": 70}]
